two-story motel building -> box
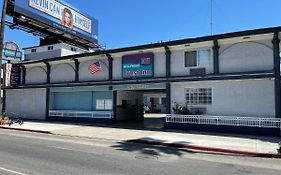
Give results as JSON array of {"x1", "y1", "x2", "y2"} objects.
[{"x1": 3, "y1": 26, "x2": 281, "y2": 134}]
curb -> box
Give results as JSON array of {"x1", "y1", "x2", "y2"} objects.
[
  {"x1": 0, "y1": 126, "x2": 52, "y2": 135},
  {"x1": 127, "y1": 139, "x2": 281, "y2": 159}
]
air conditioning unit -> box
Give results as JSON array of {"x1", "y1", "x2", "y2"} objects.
[{"x1": 190, "y1": 68, "x2": 206, "y2": 76}]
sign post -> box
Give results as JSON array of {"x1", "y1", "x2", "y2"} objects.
[{"x1": 0, "y1": 0, "x2": 9, "y2": 114}]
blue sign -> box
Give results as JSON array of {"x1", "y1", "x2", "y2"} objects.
[
  {"x1": 14, "y1": 0, "x2": 98, "y2": 45},
  {"x1": 122, "y1": 53, "x2": 154, "y2": 79}
]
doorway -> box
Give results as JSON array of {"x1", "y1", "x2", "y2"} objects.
[{"x1": 115, "y1": 90, "x2": 166, "y2": 129}]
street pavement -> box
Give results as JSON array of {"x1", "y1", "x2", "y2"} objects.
[
  {"x1": 1, "y1": 120, "x2": 280, "y2": 155},
  {"x1": 0, "y1": 129, "x2": 281, "y2": 175}
]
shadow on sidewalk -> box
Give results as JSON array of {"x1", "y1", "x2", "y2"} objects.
[{"x1": 26, "y1": 118, "x2": 281, "y2": 144}]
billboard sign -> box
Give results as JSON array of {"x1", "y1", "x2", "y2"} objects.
[
  {"x1": 14, "y1": 0, "x2": 98, "y2": 44},
  {"x1": 122, "y1": 53, "x2": 154, "y2": 79},
  {"x1": 2, "y1": 42, "x2": 22, "y2": 61}
]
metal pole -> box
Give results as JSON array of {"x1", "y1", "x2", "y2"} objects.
[
  {"x1": 210, "y1": 0, "x2": 213, "y2": 35},
  {"x1": 0, "y1": 0, "x2": 9, "y2": 114}
]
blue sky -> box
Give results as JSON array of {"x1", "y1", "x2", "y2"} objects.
[{"x1": 1, "y1": 0, "x2": 281, "y2": 50}]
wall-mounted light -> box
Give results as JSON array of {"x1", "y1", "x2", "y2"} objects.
[
  {"x1": 184, "y1": 44, "x2": 191, "y2": 47},
  {"x1": 242, "y1": 36, "x2": 251, "y2": 40}
]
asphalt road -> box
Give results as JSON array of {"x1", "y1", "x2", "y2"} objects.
[{"x1": 0, "y1": 129, "x2": 280, "y2": 175}]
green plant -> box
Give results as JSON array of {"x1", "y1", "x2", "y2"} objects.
[{"x1": 172, "y1": 102, "x2": 193, "y2": 115}]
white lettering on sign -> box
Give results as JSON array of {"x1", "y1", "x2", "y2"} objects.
[
  {"x1": 127, "y1": 84, "x2": 149, "y2": 90},
  {"x1": 29, "y1": 0, "x2": 92, "y2": 33},
  {"x1": 5, "y1": 64, "x2": 12, "y2": 87}
]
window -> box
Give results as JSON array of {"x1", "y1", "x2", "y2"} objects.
[
  {"x1": 96, "y1": 99, "x2": 112, "y2": 110},
  {"x1": 185, "y1": 51, "x2": 197, "y2": 67},
  {"x1": 185, "y1": 49, "x2": 211, "y2": 67},
  {"x1": 48, "y1": 46, "x2": 54, "y2": 50},
  {"x1": 186, "y1": 88, "x2": 212, "y2": 105},
  {"x1": 31, "y1": 49, "x2": 36, "y2": 53},
  {"x1": 71, "y1": 47, "x2": 77, "y2": 52}
]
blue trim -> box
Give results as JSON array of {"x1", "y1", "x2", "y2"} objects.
[
  {"x1": 273, "y1": 32, "x2": 281, "y2": 118},
  {"x1": 165, "y1": 46, "x2": 171, "y2": 78},
  {"x1": 166, "y1": 83, "x2": 171, "y2": 114},
  {"x1": 45, "y1": 88, "x2": 50, "y2": 120},
  {"x1": 73, "y1": 58, "x2": 79, "y2": 82},
  {"x1": 213, "y1": 39, "x2": 219, "y2": 74},
  {"x1": 106, "y1": 54, "x2": 113, "y2": 81},
  {"x1": 165, "y1": 123, "x2": 281, "y2": 137}
]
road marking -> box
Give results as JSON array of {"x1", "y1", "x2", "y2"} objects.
[
  {"x1": 0, "y1": 167, "x2": 29, "y2": 175},
  {"x1": 48, "y1": 146, "x2": 102, "y2": 155}
]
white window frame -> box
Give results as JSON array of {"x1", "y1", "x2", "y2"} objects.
[
  {"x1": 96, "y1": 99, "x2": 113, "y2": 110},
  {"x1": 185, "y1": 87, "x2": 213, "y2": 105}
]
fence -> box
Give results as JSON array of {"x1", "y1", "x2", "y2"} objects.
[
  {"x1": 165, "y1": 114, "x2": 281, "y2": 129},
  {"x1": 49, "y1": 110, "x2": 113, "y2": 119}
]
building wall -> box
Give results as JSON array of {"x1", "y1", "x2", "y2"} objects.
[
  {"x1": 112, "y1": 55, "x2": 122, "y2": 80},
  {"x1": 50, "y1": 63, "x2": 75, "y2": 83},
  {"x1": 5, "y1": 89, "x2": 47, "y2": 120},
  {"x1": 26, "y1": 65, "x2": 47, "y2": 84},
  {"x1": 170, "y1": 48, "x2": 214, "y2": 76},
  {"x1": 79, "y1": 59, "x2": 109, "y2": 81},
  {"x1": 171, "y1": 79, "x2": 275, "y2": 117},
  {"x1": 219, "y1": 40, "x2": 273, "y2": 73},
  {"x1": 154, "y1": 52, "x2": 166, "y2": 77}
]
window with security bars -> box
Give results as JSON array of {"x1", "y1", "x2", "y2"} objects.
[{"x1": 185, "y1": 88, "x2": 212, "y2": 105}]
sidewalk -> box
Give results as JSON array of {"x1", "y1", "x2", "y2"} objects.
[{"x1": 1, "y1": 121, "x2": 280, "y2": 158}]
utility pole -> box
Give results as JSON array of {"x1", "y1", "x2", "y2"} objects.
[
  {"x1": 0, "y1": 0, "x2": 9, "y2": 114},
  {"x1": 210, "y1": 0, "x2": 213, "y2": 35}
]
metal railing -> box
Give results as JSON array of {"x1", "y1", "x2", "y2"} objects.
[
  {"x1": 166, "y1": 114, "x2": 281, "y2": 129},
  {"x1": 49, "y1": 110, "x2": 113, "y2": 119}
]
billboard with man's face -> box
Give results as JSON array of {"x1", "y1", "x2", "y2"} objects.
[{"x1": 14, "y1": 0, "x2": 98, "y2": 45}]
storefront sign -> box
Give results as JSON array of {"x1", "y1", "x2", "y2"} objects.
[
  {"x1": 10, "y1": 65, "x2": 21, "y2": 86},
  {"x1": 2, "y1": 42, "x2": 22, "y2": 61},
  {"x1": 5, "y1": 64, "x2": 12, "y2": 86},
  {"x1": 122, "y1": 53, "x2": 153, "y2": 79},
  {"x1": 4, "y1": 64, "x2": 21, "y2": 87},
  {"x1": 112, "y1": 83, "x2": 166, "y2": 91}
]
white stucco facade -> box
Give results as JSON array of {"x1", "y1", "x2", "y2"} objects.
[
  {"x1": 5, "y1": 89, "x2": 47, "y2": 120},
  {"x1": 171, "y1": 79, "x2": 275, "y2": 117}
]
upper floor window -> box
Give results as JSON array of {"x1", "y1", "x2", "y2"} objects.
[
  {"x1": 31, "y1": 48, "x2": 36, "y2": 53},
  {"x1": 185, "y1": 49, "x2": 211, "y2": 67}
]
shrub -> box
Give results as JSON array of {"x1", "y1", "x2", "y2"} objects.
[{"x1": 172, "y1": 102, "x2": 193, "y2": 115}]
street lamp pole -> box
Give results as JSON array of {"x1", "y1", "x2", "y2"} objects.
[{"x1": 0, "y1": 0, "x2": 9, "y2": 114}]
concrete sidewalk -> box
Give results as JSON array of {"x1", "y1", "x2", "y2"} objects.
[{"x1": 1, "y1": 121, "x2": 280, "y2": 157}]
